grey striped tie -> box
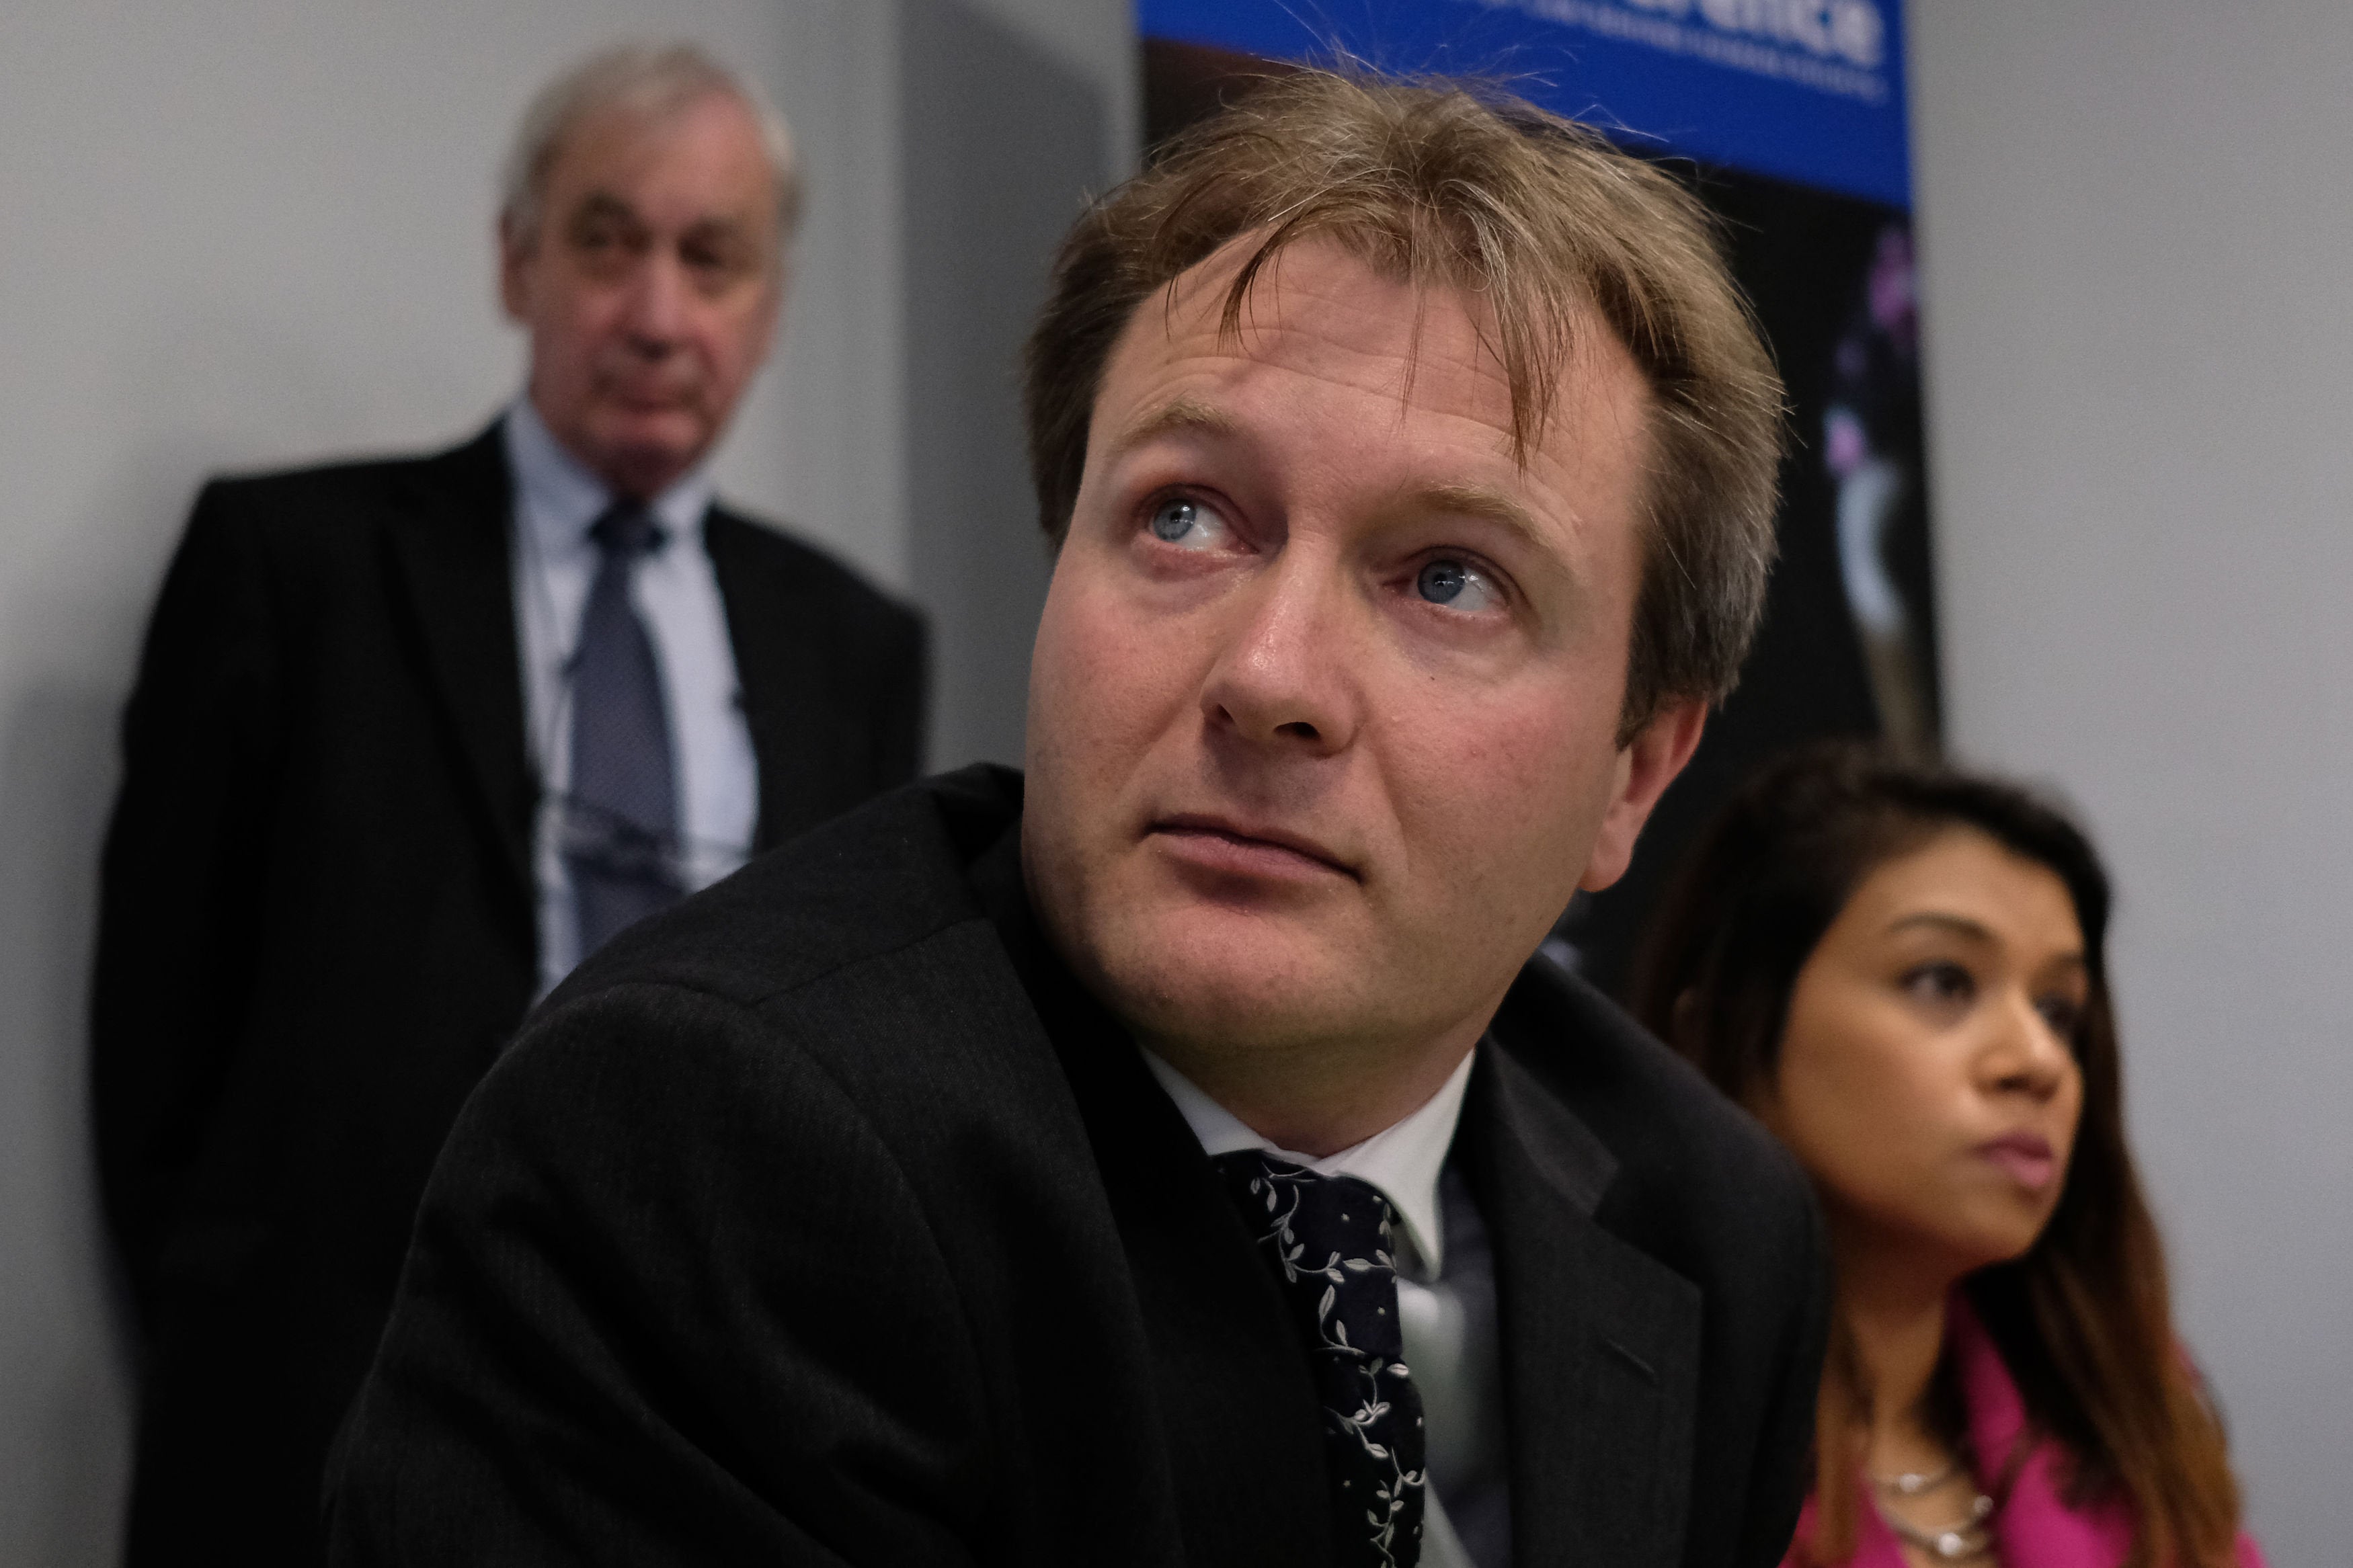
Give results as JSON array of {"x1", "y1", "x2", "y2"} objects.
[{"x1": 563, "y1": 501, "x2": 683, "y2": 957}]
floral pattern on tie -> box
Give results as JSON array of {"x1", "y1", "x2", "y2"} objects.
[{"x1": 1220, "y1": 1153, "x2": 1427, "y2": 1568}]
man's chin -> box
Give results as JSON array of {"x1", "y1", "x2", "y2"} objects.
[
  {"x1": 1081, "y1": 919, "x2": 1365, "y2": 1056},
  {"x1": 582, "y1": 414, "x2": 709, "y2": 492}
]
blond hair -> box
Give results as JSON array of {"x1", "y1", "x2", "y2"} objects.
[{"x1": 1023, "y1": 69, "x2": 1784, "y2": 735}]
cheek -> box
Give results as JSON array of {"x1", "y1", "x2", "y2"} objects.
[
  {"x1": 541, "y1": 298, "x2": 621, "y2": 384},
  {"x1": 1375, "y1": 671, "x2": 1615, "y2": 909},
  {"x1": 2052, "y1": 1065, "x2": 2087, "y2": 1168},
  {"x1": 1027, "y1": 549, "x2": 1204, "y2": 795},
  {"x1": 1771, "y1": 1000, "x2": 1945, "y2": 1199},
  {"x1": 702, "y1": 309, "x2": 767, "y2": 386}
]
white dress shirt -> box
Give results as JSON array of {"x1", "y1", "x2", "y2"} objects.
[
  {"x1": 1142, "y1": 1046, "x2": 1491, "y2": 1568},
  {"x1": 504, "y1": 398, "x2": 760, "y2": 995}
]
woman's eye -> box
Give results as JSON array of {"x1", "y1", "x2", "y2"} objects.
[
  {"x1": 1902, "y1": 960, "x2": 1975, "y2": 1009},
  {"x1": 2036, "y1": 995, "x2": 2083, "y2": 1042},
  {"x1": 1415, "y1": 557, "x2": 1501, "y2": 613},
  {"x1": 1145, "y1": 497, "x2": 1230, "y2": 551}
]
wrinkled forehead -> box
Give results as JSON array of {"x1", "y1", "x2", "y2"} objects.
[
  {"x1": 1099, "y1": 233, "x2": 1654, "y2": 491},
  {"x1": 1171, "y1": 245, "x2": 1509, "y2": 410},
  {"x1": 546, "y1": 91, "x2": 779, "y2": 216}
]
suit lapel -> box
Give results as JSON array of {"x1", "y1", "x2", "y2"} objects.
[
  {"x1": 971, "y1": 829, "x2": 1330, "y2": 1568},
  {"x1": 1072, "y1": 1039, "x2": 1334, "y2": 1568},
  {"x1": 1464, "y1": 1044, "x2": 1703, "y2": 1567},
  {"x1": 380, "y1": 421, "x2": 536, "y2": 932},
  {"x1": 705, "y1": 509, "x2": 831, "y2": 851}
]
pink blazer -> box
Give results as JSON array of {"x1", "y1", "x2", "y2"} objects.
[{"x1": 1782, "y1": 1301, "x2": 2266, "y2": 1567}]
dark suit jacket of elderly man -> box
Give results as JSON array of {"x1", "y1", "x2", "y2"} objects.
[
  {"x1": 92, "y1": 420, "x2": 926, "y2": 1565},
  {"x1": 327, "y1": 765, "x2": 1828, "y2": 1568}
]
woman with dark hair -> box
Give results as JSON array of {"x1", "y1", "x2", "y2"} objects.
[{"x1": 1634, "y1": 743, "x2": 2262, "y2": 1567}]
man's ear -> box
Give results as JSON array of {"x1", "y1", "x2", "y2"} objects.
[
  {"x1": 1578, "y1": 697, "x2": 1708, "y2": 892},
  {"x1": 497, "y1": 215, "x2": 533, "y2": 324},
  {"x1": 748, "y1": 262, "x2": 787, "y2": 364}
]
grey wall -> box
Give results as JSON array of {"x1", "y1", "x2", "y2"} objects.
[
  {"x1": 902, "y1": 0, "x2": 1110, "y2": 770},
  {"x1": 903, "y1": 0, "x2": 1135, "y2": 772},
  {"x1": 0, "y1": 1, "x2": 1129, "y2": 1559},
  {"x1": 1911, "y1": 2, "x2": 2353, "y2": 1556}
]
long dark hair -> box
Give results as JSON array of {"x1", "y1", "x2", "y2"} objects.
[{"x1": 1632, "y1": 742, "x2": 2239, "y2": 1567}]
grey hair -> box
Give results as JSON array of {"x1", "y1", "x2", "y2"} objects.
[{"x1": 500, "y1": 42, "x2": 803, "y2": 247}]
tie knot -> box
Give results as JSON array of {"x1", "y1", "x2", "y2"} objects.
[
  {"x1": 589, "y1": 502, "x2": 664, "y2": 558},
  {"x1": 1215, "y1": 1151, "x2": 1402, "y2": 1283}
]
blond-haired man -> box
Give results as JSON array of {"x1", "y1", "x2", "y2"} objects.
[{"x1": 333, "y1": 73, "x2": 1821, "y2": 1568}]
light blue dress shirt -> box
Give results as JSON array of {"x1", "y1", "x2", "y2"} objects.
[{"x1": 504, "y1": 399, "x2": 759, "y2": 995}]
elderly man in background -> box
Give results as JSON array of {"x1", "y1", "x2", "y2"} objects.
[
  {"x1": 332, "y1": 69, "x2": 1826, "y2": 1568},
  {"x1": 91, "y1": 43, "x2": 925, "y2": 1565}
]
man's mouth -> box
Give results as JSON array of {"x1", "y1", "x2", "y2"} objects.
[
  {"x1": 596, "y1": 370, "x2": 699, "y2": 412},
  {"x1": 606, "y1": 391, "x2": 694, "y2": 413},
  {"x1": 1148, "y1": 813, "x2": 1360, "y2": 883}
]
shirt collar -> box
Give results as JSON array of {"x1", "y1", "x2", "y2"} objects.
[
  {"x1": 502, "y1": 395, "x2": 715, "y2": 555},
  {"x1": 1142, "y1": 1044, "x2": 1478, "y2": 1279}
]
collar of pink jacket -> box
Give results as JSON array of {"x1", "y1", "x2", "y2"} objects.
[{"x1": 1781, "y1": 1296, "x2": 2266, "y2": 1567}]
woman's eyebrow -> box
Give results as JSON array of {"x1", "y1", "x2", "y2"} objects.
[{"x1": 1885, "y1": 911, "x2": 1993, "y2": 942}]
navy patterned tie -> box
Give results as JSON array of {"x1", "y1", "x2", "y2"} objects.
[
  {"x1": 564, "y1": 501, "x2": 682, "y2": 957},
  {"x1": 1218, "y1": 1151, "x2": 1427, "y2": 1568}
]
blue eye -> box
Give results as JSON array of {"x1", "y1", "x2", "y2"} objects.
[
  {"x1": 1416, "y1": 558, "x2": 1498, "y2": 612},
  {"x1": 1146, "y1": 497, "x2": 1230, "y2": 551}
]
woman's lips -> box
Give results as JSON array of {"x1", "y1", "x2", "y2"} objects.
[{"x1": 1977, "y1": 1132, "x2": 2059, "y2": 1191}]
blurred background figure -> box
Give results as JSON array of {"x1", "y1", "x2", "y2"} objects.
[
  {"x1": 1633, "y1": 743, "x2": 2262, "y2": 1567},
  {"x1": 87, "y1": 42, "x2": 924, "y2": 1566},
  {"x1": 1825, "y1": 228, "x2": 1937, "y2": 761}
]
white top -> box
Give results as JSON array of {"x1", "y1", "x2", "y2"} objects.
[
  {"x1": 1141, "y1": 1044, "x2": 1487, "y2": 1568},
  {"x1": 504, "y1": 397, "x2": 760, "y2": 995}
]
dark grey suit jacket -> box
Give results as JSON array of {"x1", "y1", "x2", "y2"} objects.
[
  {"x1": 328, "y1": 765, "x2": 1827, "y2": 1567},
  {"x1": 93, "y1": 421, "x2": 927, "y2": 1566}
]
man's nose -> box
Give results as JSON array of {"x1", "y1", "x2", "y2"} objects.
[
  {"x1": 1197, "y1": 552, "x2": 1359, "y2": 757},
  {"x1": 619, "y1": 249, "x2": 690, "y2": 347}
]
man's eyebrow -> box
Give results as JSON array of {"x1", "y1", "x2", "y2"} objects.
[
  {"x1": 569, "y1": 191, "x2": 641, "y2": 226},
  {"x1": 1410, "y1": 482, "x2": 1546, "y2": 549},
  {"x1": 1112, "y1": 395, "x2": 1240, "y2": 453}
]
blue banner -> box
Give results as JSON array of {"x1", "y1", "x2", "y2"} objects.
[{"x1": 1140, "y1": 0, "x2": 1912, "y2": 209}]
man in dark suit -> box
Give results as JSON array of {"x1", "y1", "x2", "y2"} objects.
[
  {"x1": 92, "y1": 44, "x2": 925, "y2": 1566},
  {"x1": 331, "y1": 71, "x2": 1821, "y2": 1568}
]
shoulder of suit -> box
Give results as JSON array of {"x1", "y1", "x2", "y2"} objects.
[
  {"x1": 542, "y1": 764, "x2": 1018, "y2": 1020},
  {"x1": 1494, "y1": 957, "x2": 1812, "y2": 1221},
  {"x1": 188, "y1": 423, "x2": 506, "y2": 548},
  {"x1": 704, "y1": 505, "x2": 924, "y2": 632},
  {"x1": 198, "y1": 421, "x2": 501, "y2": 503}
]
